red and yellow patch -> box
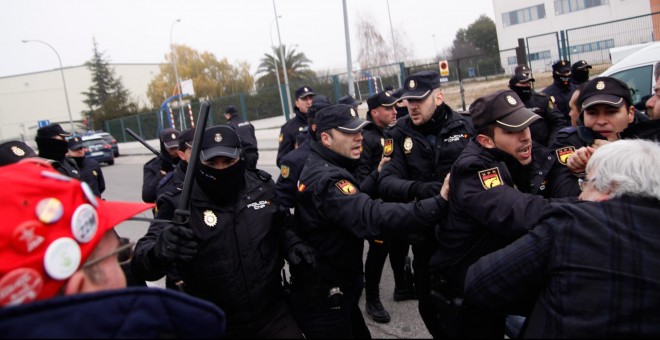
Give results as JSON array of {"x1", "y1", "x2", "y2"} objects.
[
  {"x1": 278, "y1": 134, "x2": 284, "y2": 143},
  {"x1": 335, "y1": 179, "x2": 358, "y2": 195},
  {"x1": 478, "y1": 167, "x2": 503, "y2": 189},
  {"x1": 555, "y1": 146, "x2": 575, "y2": 166},
  {"x1": 297, "y1": 182, "x2": 306, "y2": 192},
  {"x1": 382, "y1": 138, "x2": 393, "y2": 156},
  {"x1": 280, "y1": 165, "x2": 290, "y2": 178}
]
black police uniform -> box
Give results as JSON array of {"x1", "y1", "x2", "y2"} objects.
[
  {"x1": 292, "y1": 140, "x2": 447, "y2": 338},
  {"x1": 430, "y1": 139, "x2": 580, "y2": 337},
  {"x1": 525, "y1": 92, "x2": 568, "y2": 146},
  {"x1": 276, "y1": 107, "x2": 308, "y2": 167},
  {"x1": 226, "y1": 113, "x2": 259, "y2": 169},
  {"x1": 377, "y1": 102, "x2": 474, "y2": 337},
  {"x1": 542, "y1": 61, "x2": 576, "y2": 118},
  {"x1": 133, "y1": 167, "x2": 303, "y2": 337},
  {"x1": 274, "y1": 130, "x2": 312, "y2": 210},
  {"x1": 72, "y1": 156, "x2": 105, "y2": 197}
]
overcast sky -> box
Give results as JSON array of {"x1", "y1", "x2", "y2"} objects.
[{"x1": 1, "y1": 0, "x2": 494, "y2": 78}]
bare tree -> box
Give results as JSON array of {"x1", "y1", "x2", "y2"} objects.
[{"x1": 356, "y1": 14, "x2": 391, "y2": 69}]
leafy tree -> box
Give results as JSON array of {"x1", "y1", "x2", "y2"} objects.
[
  {"x1": 255, "y1": 45, "x2": 316, "y2": 88},
  {"x1": 147, "y1": 44, "x2": 254, "y2": 107},
  {"x1": 82, "y1": 38, "x2": 136, "y2": 130},
  {"x1": 449, "y1": 15, "x2": 499, "y2": 59}
]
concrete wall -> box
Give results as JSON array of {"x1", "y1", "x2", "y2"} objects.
[{"x1": 0, "y1": 63, "x2": 161, "y2": 141}]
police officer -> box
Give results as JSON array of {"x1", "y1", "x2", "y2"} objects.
[
  {"x1": 276, "y1": 85, "x2": 315, "y2": 166},
  {"x1": 156, "y1": 128, "x2": 194, "y2": 204},
  {"x1": 224, "y1": 105, "x2": 259, "y2": 169},
  {"x1": 291, "y1": 104, "x2": 450, "y2": 338},
  {"x1": 571, "y1": 59, "x2": 592, "y2": 85},
  {"x1": 275, "y1": 95, "x2": 331, "y2": 211},
  {"x1": 34, "y1": 123, "x2": 80, "y2": 179},
  {"x1": 338, "y1": 94, "x2": 360, "y2": 109},
  {"x1": 142, "y1": 128, "x2": 180, "y2": 203},
  {"x1": 430, "y1": 89, "x2": 580, "y2": 338},
  {"x1": 0, "y1": 140, "x2": 36, "y2": 166},
  {"x1": 67, "y1": 135, "x2": 105, "y2": 197},
  {"x1": 357, "y1": 90, "x2": 409, "y2": 324},
  {"x1": 508, "y1": 64, "x2": 568, "y2": 146},
  {"x1": 377, "y1": 70, "x2": 475, "y2": 338},
  {"x1": 542, "y1": 59, "x2": 576, "y2": 119},
  {"x1": 132, "y1": 125, "x2": 308, "y2": 338}
]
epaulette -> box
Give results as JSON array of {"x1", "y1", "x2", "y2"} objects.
[
  {"x1": 249, "y1": 168, "x2": 272, "y2": 182},
  {"x1": 238, "y1": 122, "x2": 250, "y2": 127}
]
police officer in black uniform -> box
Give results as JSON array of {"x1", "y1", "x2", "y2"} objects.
[
  {"x1": 429, "y1": 89, "x2": 580, "y2": 338},
  {"x1": 509, "y1": 64, "x2": 568, "y2": 146},
  {"x1": 133, "y1": 125, "x2": 309, "y2": 338},
  {"x1": 34, "y1": 124, "x2": 80, "y2": 179},
  {"x1": 155, "y1": 128, "x2": 194, "y2": 204},
  {"x1": 275, "y1": 95, "x2": 331, "y2": 211},
  {"x1": 67, "y1": 135, "x2": 105, "y2": 197},
  {"x1": 276, "y1": 85, "x2": 315, "y2": 166},
  {"x1": 291, "y1": 104, "x2": 450, "y2": 338},
  {"x1": 377, "y1": 70, "x2": 475, "y2": 338},
  {"x1": 142, "y1": 128, "x2": 180, "y2": 203},
  {"x1": 224, "y1": 105, "x2": 259, "y2": 169},
  {"x1": 542, "y1": 60, "x2": 576, "y2": 119},
  {"x1": 338, "y1": 94, "x2": 360, "y2": 109},
  {"x1": 0, "y1": 140, "x2": 36, "y2": 166},
  {"x1": 571, "y1": 59, "x2": 592, "y2": 86}
]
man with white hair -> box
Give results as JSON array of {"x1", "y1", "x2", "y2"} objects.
[{"x1": 464, "y1": 139, "x2": 660, "y2": 338}]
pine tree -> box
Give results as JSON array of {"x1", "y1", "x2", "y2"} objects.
[{"x1": 82, "y1": 38, "x2": 135, "y2": 130}]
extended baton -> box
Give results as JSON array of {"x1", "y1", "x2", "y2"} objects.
[{"x1": 124, "y1": 128, "x2": 162, "y2": 158}]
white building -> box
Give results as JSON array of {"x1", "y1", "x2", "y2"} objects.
[
  {"x1": 0, "y1": 63, "x2": 161, "y2": 142},
  {"x1": 493, "y1": 0, "x2": 657, "y2": 73}
]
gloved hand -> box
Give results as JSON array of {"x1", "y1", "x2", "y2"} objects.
[
  {"x1": 409, "y1": 181, "x2": 442, "y2": 200},
  {"x1": 288, "y1": 242, "x2": 318, "y2": 269},
  {"x1": 153, "y1": 224, "x2": 198, "y2": 263}
]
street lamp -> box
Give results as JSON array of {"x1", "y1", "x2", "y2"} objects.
[
  {"x1": 22, "y1": 39, "x2": 74, "y2": 132},
  {"x1": 269, "y1": 16, "x2": 286, "y2": 120},
  {"x1": 272, "y1": 0, "x2": 293, "y2": 120},
  {"x1": 170, "y1": 18, "x2": 186, "y2": 130},
  {"x1": 432, "y1": 34, "x2": 438, "y2": 58}
]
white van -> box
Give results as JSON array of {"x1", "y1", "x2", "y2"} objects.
[{"x1": 600, "y1": 42, "x2": 660, "y2": 111}]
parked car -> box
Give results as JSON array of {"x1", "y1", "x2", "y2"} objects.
[
  {"x1": 601, "y1": 42, "x2": 660, "y2": 112},
  {"x1": 84, "y1": 131, "x2": 119, "y2": 157},
  {"x1": 81, "y1": 135, "x2": 114, "y2": 165}
]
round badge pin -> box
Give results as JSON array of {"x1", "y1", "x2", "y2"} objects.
[
  {"x1": 12, "y1": 220, "x2": 47, "y2": 254},
  {"x1": 0, "y1": 268, "x2": 44, "y2": 307},
  {"x1": 71, "y1": 204, "x2": 98, "y2": 243},
  {"x1": 35, "y1": 198, "x2": 64, "y2": 224},
  {"x1": 43, "y1": 237, "x2": 81, "y2": 280}
]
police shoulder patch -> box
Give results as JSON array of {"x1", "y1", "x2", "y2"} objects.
[
  {"x1": 478, "y1": 167, "x2": 503, "y2": 190},
  {"x1": 278, "y1": 134, "x2": 284, "y2": 143},
  {"x1": 555, "y1": 146, "x2": 576, "y2": 166},
  {"x1": 281, "y1": 165, "x2": 290, "y2": 178},
  {"x1": 382, "y1": 138, "x2": 394, "y2": 156},
  {"x1": 335, "y1": 179, "x2": 358, "y2": 195}
]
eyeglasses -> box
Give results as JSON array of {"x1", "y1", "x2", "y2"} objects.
[
  {"x1": 578, "y1": 177, "x2": 592, "y2": 191},
  {"x1": 82, "y1": 241, "x2": 135, "y2": 269}
]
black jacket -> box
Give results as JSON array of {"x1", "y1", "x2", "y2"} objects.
[
  {"x1": 378, "y1": 103, "x2": 475, "y2": 202},
  {"x1": 430, "y1": 139, "x2": 580, "y2": 285},
  {"x1": 133, "y1": 168, "x2": 299, "y2": 328},
  {"x1": 525, "y1": 92, "x2": 568, "y2": 146},
  {"x1": 542, "y1": 80, "x2": 576, "y2": 118},
  {"x1": 74, "y1": 157, "x2": 105, "y2": 197},
  {"x1": 293, "y1": 141, "x2": 447, "y2": 287},
  {"x1": 276, "y1": 108, "x2": 308, "y2": 167},
  {"x1": 227, "y1": 115, "x2": 259, "y2": 169},
  {"x1": 275, "y1": 136, "x2": 311, "y2": 210}
]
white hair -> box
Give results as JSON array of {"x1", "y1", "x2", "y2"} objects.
[{"x1": 586, "y1": 139, "x2": 660, "y2": 200}]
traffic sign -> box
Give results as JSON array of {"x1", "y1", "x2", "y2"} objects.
[{"x1": 439, "y1": 60, "x2": 449, "y2": 76}]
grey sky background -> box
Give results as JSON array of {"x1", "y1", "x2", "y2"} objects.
[{"x1": 1, "y1": 0, "x2": 494, "y2": 78}]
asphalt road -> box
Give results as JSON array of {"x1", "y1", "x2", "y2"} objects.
[{"x1": 102, "y1": 147, "x2": 431, "y2": 338}]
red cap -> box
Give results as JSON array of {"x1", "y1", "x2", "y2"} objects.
[{"x1": 0, "y1": 159, "x2": 153, "y2": 307}]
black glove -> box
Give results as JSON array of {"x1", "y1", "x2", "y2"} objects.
[
  {"x1": 409, "y1": 181, "x2": 442, "y2": 200},
  {"x1": 153, "y1": 224, "x2": 198, "y2": 263},
  {"x1": 288, "y1": 242, "x2": 318, "y2": 269}
]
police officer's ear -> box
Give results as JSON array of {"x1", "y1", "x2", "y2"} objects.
[
  {"x1": 476, "y1": 133, "x2": 495, "y2": 149},
  {"x1": 432, "y1": 88, "x2": 444, "y2": 106},
  {"x1": 320, "y1": 130, "x2": 333, "y2": 147}
]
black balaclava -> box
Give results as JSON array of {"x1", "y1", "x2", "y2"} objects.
[
  {"x1": 35, "y1": 137, "x2": 69, "y2": 161},
  {"x1": 572, "y1": 70, "x2": 589, "y2": 84},
  {"x1": 195, "y1": 159, "x2": 246, "y2": 204},
  {"x1": 510, "y1": 85, "x2": 532, "y2": 102},
  {"x1": 553, "y1": 72, "x2": 572, "y2": 89}
]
